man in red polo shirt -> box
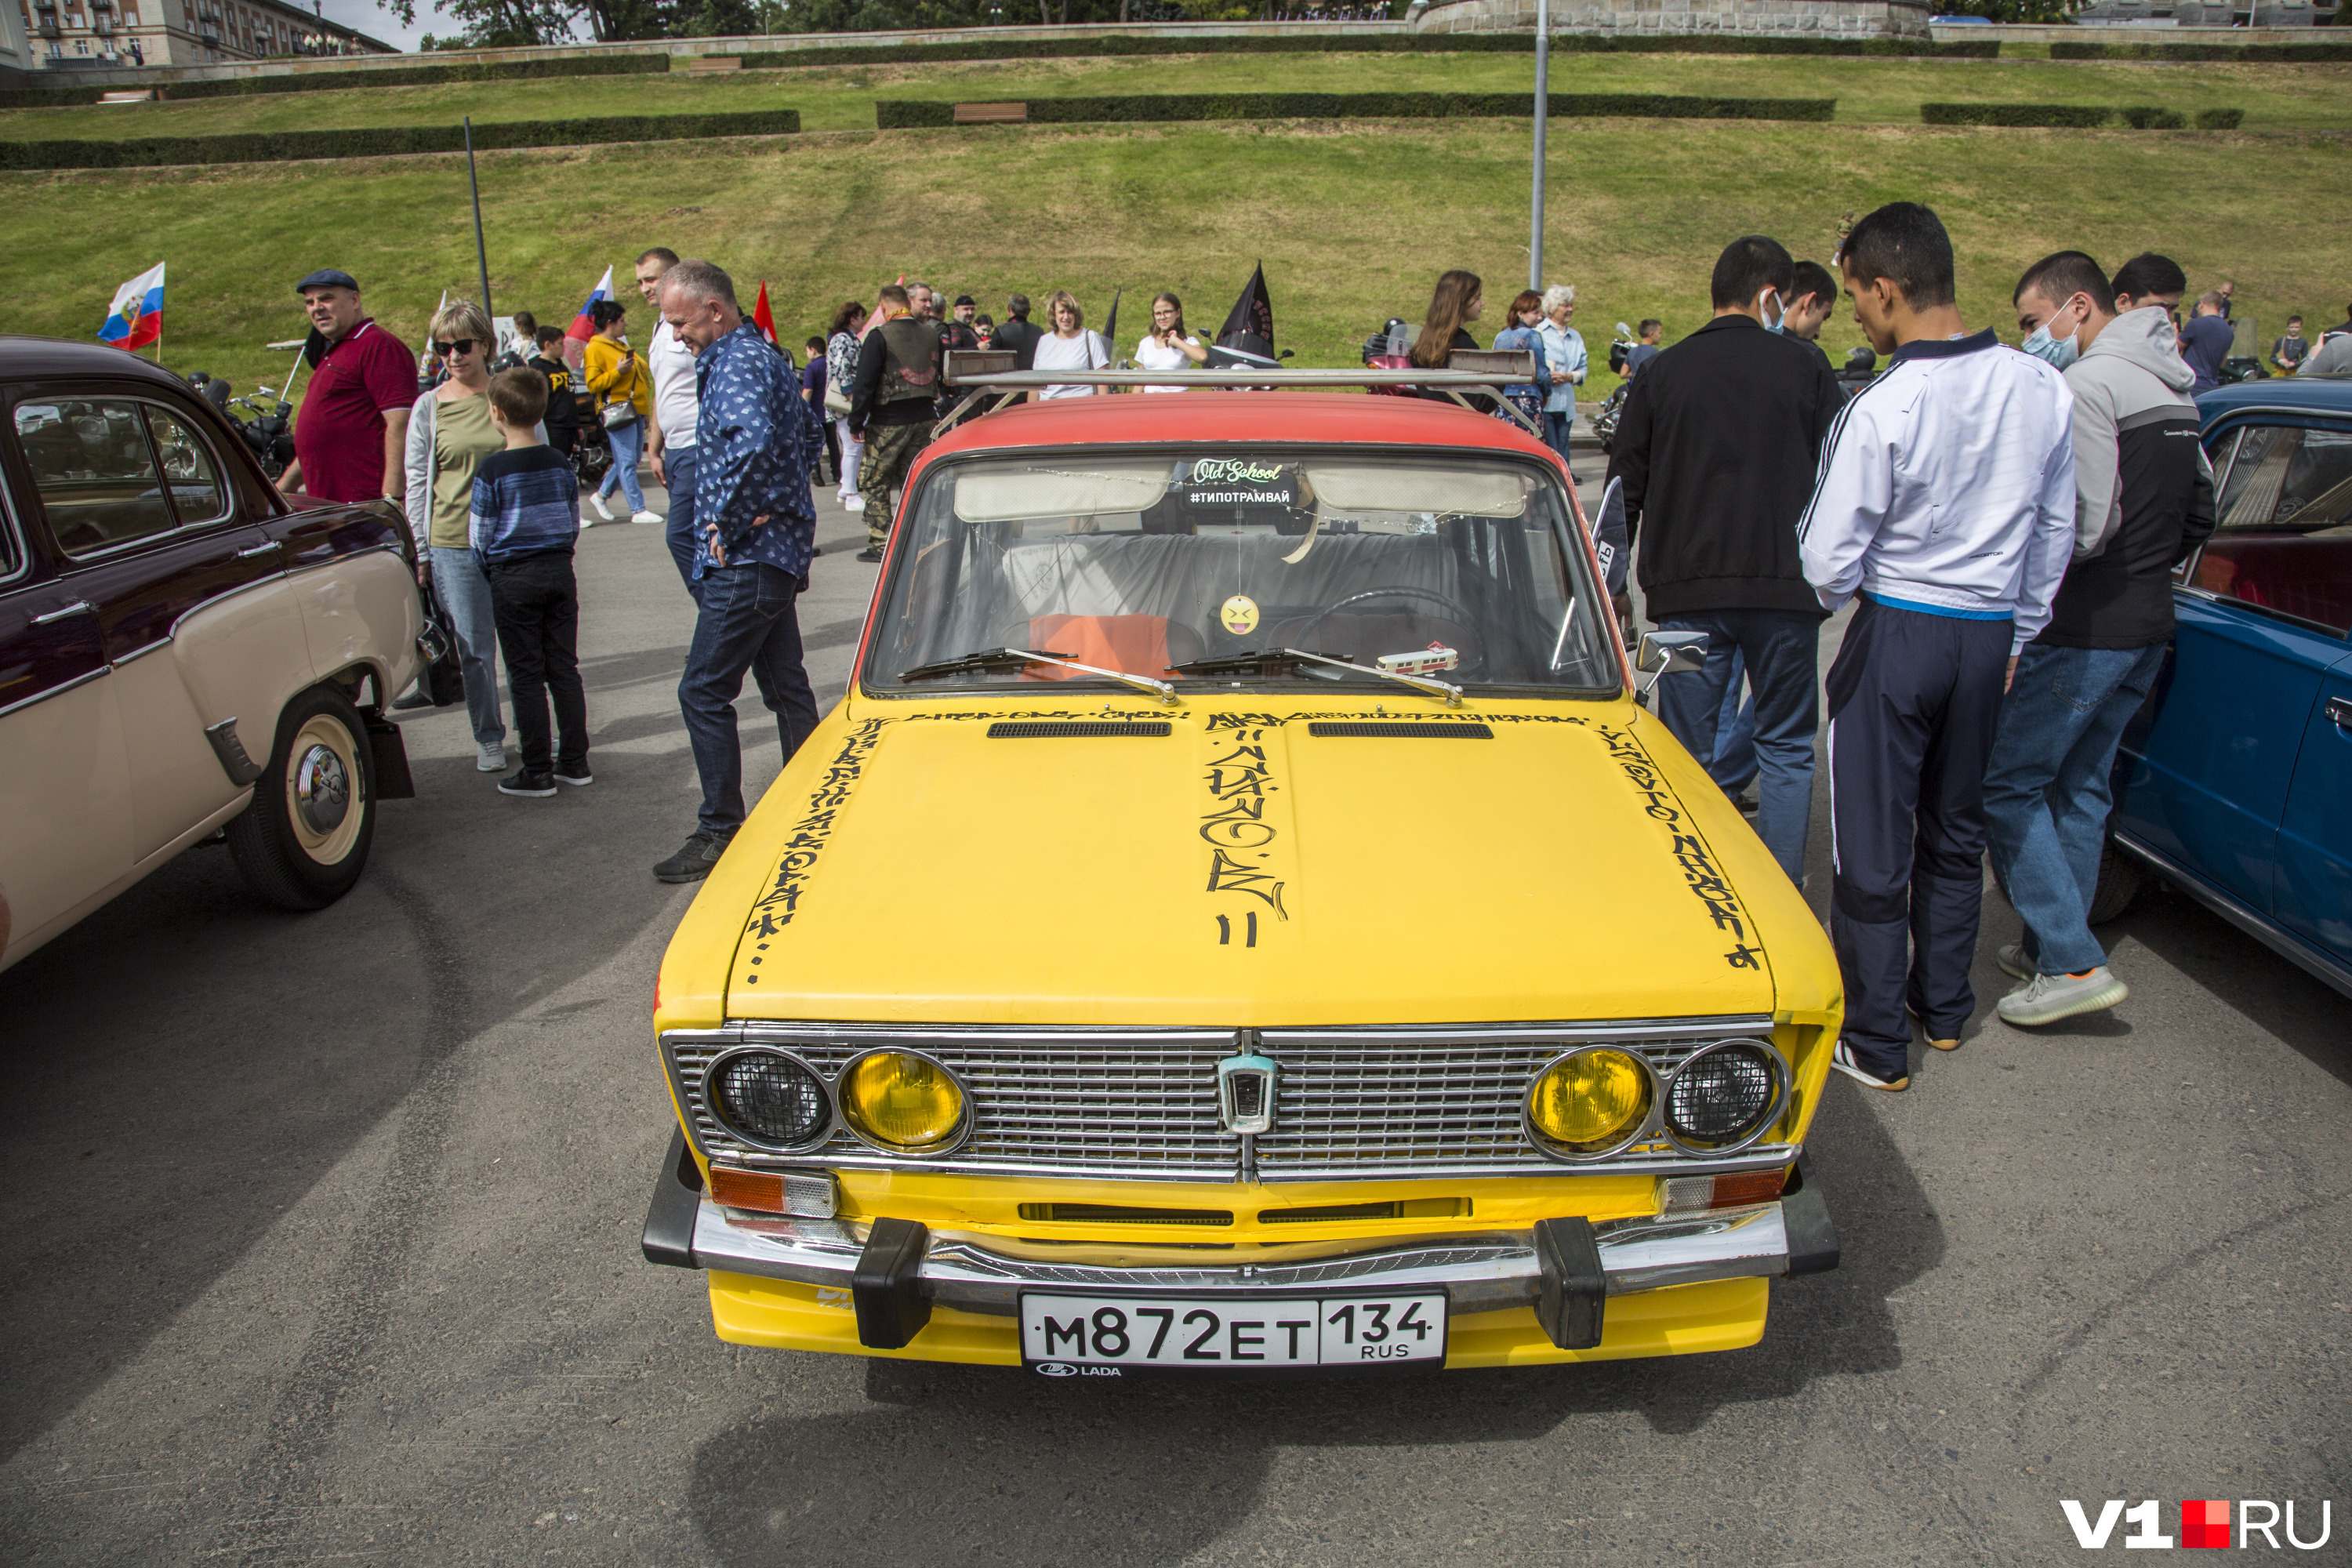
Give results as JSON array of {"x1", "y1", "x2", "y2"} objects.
[{"x1": 279, "y1": 269, "x2": 416, "y2": 506}]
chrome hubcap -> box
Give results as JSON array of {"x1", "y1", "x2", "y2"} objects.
[{"x1": 294, "y1": 743, "x2": 350, "y2": 833}]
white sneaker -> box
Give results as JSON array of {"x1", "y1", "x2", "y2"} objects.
[
  {"x1": 630, "y1": 510, "x2": 662, "y2": 525},
  {"x1": 844, "y1": 495, "x2": 865, "y2": 513},
  {"x1": 1998, "y1": 967, "x2": 2129, "y2": 1028},
  {"x1": 476, "y1": 742, "x2": 506, "y2": 773},
  {"x1": 1996, "y1": 942, "x2": 2032, "y2": 981},
  {"x1": 588, "y1": 493, "x2": 614, "y2": 523},
  {"x1": 1830, "y1": 1040, "x2": 1908, "y2": 1092}
]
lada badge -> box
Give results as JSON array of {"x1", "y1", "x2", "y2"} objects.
[{"x1": 1217, "y1": 1051, "x2": 1279, "y2": 1135}]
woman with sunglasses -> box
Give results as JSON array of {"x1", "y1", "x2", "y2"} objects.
[
  {"x1": 401, "y1": 299, "x2": 517, "y2": 770},
  {"x1": 583, "y1": 299, "x2": 656, "y2": 524}
]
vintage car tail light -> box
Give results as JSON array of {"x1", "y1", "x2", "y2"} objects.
[
  {"x1": 1663, "y1": 1040, "x2": 1785, "y2": 1151},
  {"x1": 706, "y1": 1049, "x2": 831, "y2": 1151},
  {"x1": 1526, "y1": 1047, "x2": 1653, "y2": 1157},
  {"x1": 841, "y1": 1051, "x2": 967, "y2": 1152}
]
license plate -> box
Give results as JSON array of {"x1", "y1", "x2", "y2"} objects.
[{"x1": 1019, "y1": 1292, "x2": 1447, "y2": 1373}]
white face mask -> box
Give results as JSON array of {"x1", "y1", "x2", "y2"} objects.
[{"x1": 1761, "y1": 289, "x2": 1785, "y2": 334}]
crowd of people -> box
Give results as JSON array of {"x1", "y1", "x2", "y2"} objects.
[
  {"x1": 268, "y1": 218, "x2": 2327, "y2": 1075},
  {"x1": 1601, "y1": 206, "x2": 2248, "y2": 1091}
]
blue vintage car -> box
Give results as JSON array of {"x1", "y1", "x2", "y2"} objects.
[{"x1": 2103, "y1": 373, "x2": 2352, "y2": 997}]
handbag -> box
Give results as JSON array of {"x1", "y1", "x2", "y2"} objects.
[
  {"x1": 823, "y1": 385, "x2": 852, "y2": 419},
  {"x1": 419, "y1": 572, "x2": 466, "y2": 707},
  {"x1": 600, "y1": 399, "x2": 639, "y2": 430}
]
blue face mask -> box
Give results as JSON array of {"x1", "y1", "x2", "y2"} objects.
[
  {"x1": 1762, "y1": 289, "x2": 1785, "y2": 335},
  {"x1": 2021, "y1": 299, "x2": 2084, "y2": 370}
]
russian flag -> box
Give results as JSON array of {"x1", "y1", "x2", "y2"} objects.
[
  {"x1": 100, "y1": 261, "x2": 165, "y2": 352},
  {"x1": 567, "y1": 265, "x2": 615, "y2": 342}
]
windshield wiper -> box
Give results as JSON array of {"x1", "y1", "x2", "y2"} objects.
[
  {"x1": 898, "y1": 647, "x2": 1177, "y2": 705},
  {"x1": 1166, "y1": 647, "x2": 1462, "y2": 708}
]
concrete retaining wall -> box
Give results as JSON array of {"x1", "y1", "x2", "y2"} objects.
[{"x1": 1412, "y1": 0, "x2": 1933, "y2": 38}]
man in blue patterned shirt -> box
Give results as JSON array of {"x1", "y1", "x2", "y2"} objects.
[{"x1": 652, "y1": 260, "x2": 826, "y2": 884}]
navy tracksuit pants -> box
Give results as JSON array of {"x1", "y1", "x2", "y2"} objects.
[{"x1": 1826, "y1": 597, "x2": 2013, "y2": 1076}]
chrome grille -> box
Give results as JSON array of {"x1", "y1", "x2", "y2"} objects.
[{"x1": 663, "y1": 1019, "x2": 1776, "y2": 1182}]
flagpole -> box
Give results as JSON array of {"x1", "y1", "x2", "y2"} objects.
[
  {"x1": 1530, "y1": 0, "x2": 1548, "y2": 292},
  {"x1": 464, "y1": 116, "x2": 493, "y2": 317}
]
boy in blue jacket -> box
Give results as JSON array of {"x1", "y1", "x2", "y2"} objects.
[{"x1": 472, "y1": 367, "x2": 590, "y2": 798}]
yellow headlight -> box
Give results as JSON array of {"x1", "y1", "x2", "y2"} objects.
[
  {"x1": 1528, "y1": 1049, "x2": 1652, "y2": 1153},
  {"x1": 841, "y1": 1052, "x2": 964, "y2": 1150}
]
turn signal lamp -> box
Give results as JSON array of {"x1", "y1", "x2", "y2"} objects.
[
  {"x1": 1659, "y1": 1168, "x2": 1788, "y2": 1215},
  {"x1": 842, "y1": 1051, "x2": 965, "y2": 1150},
  {"x1": 1527, "y1": 1048, "x2": 1652, "y2": 1155}
]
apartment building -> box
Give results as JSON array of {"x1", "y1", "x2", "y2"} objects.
[{"x1": 17, "y1": 0, "x2": 394, "y2": 68}]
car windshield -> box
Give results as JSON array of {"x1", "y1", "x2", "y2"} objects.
[{"x1": 863, "y1": 448, "x2": 1621, "y2": 698}]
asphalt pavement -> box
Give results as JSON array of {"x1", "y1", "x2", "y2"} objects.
[{"x1": 2, "y1": 459, "x2": 2347, "y2": 1566}]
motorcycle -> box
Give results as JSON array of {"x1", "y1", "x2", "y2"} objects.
[
  {"x1": 189, "y1": 372, "x2": 294, "y2": 481},
  {"x1": 1592, "y1": 323, "x2": 1639, "y2": 454}
]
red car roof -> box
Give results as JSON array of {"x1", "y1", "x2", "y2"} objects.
[{"x1": 916, "y1": 391, "x2": 1562, "y2": 469}]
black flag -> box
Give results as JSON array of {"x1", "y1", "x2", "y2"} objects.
[
  {"x1": 1207, "y1": 263, "x2": 1278, "y2": 370},
  {"x1": 1101, "y1": 288, "x2": 1121, "y2": 364}
]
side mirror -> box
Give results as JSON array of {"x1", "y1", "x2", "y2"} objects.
[{"x1": 1634, "y1": 630, "x2": 1708, "y2": 694}]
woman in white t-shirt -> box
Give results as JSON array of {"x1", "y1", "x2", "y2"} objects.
[
  {"x1": 1133, "y1": 292, "x2": 1208, "y2": 392},
  {"x1": 1033, "y1": 289, "x2": 1110, "y2": 399}
]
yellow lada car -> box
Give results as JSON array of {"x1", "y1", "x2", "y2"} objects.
[{"x1": 644, "y1": 372, "x2": 1843, "y2": 1375}]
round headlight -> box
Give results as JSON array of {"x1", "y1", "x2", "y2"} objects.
[
  {"x1": 841, "y1": 1051, "x2": 965, "y2": 1151},
  {"x1": 708, "y1": 1050, "x2": 831, "y2": 1150},
  {"x1": 1665, "y1": 1041, "x2": 1781, "y2": 1147},
  {"x1": 1527, "y1": 1047, "x2": 1653, "y2": 1156}
]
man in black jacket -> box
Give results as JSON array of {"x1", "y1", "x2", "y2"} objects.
[
  {"x1": 848, "y1": 284, "x2": 944, "y2": 563},
  {"x1": 990, "y1": 294, "x2": 1043, "y2": 369},
  {"x1": 1606, "y1": 234, "x2": 1846, "y2": 883}
]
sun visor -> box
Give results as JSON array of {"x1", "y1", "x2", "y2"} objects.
[
  {"x1": 1305, "y1": 465, "x2": 1530, "y2": 517},
  {"x1": 952, "y1": 462, "x2": 1174, "y2": 522}
]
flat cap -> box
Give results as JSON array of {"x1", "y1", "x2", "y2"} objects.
[{"x1": 296, "y1": 268, "x2": 359, "y2": 293}]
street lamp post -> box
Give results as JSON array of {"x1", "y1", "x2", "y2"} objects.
[{"x1": 1530, "y1": 0, "x2": 1548, "y2": 291}]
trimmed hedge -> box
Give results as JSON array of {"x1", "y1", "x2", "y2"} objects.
[
  {"x1": 2049, "y1": 39, "x2": 2352, "y2": 63},
  {"x1": 0, "y1": 53, "x2": 667, "y2": 111},
  {"x1": 0, "y1": 109, "x2": 798, "y2": 169},
  {"x1": 878, "y1": 92, "x2": 1835, "y2": 129},
  {"x1": 0, "y1": 31, "x2": 1995, "y2": 110},
  {"x1": 1921, "y1": 101, "x2": 2246, "y2": 131},
  {"x1": 754, "y1": 32, "x2": 1992, "y2": 70},
  {"x1": 1922, "y1": 102, "x2": 2117, "y2": 127}
]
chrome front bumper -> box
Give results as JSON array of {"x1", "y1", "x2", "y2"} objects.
[{"x1": 641, "y1": 1136, "x2": 1839, "y2": 1354}]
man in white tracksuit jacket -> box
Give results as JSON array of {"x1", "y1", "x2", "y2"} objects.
[{"x1": 1798, "y1": 203, "x2": 2077, "y2": 1092}]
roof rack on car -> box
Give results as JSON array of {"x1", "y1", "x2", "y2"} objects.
[{"x1": 933, "y1": 349, "x2": 1542, "y2": 437}]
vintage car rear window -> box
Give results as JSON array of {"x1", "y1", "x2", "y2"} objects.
[{"x1": 865, "y1": 448, "x2": 1621, "y2": 697}]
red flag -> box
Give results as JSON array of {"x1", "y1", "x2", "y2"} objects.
[{"x1": 751, "y1": 281, "x2": 779, "y2": 347}]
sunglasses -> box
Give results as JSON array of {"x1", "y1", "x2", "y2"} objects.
[{"x1": 432, "y1": 338, "x2": 479, "y2": 357}]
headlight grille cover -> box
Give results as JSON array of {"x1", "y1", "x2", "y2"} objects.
[
  {"x1": 710, "y1": 1051, "x2": 830, "y2": 1149},
  {"x1": 1665, "y1": 1044, "x2": 1776, "y2": 1142}
]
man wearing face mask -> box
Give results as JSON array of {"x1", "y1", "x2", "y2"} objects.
[
  {"x1": 1980, "y1": 251, "x2": 2216, "y2": 1029},
  {"x1": 1606, "y1": 234, "x2": 1846, "y2": 885}
]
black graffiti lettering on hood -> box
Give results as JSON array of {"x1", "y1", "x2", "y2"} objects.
[
  {"x1": 748, "y1": 717, "x2": 891, "y2": 942},
  {"x1": 1203, "y1": 729, "x2": 1289, "y2": 920},
  {"x1": 1595, "y1": 722, "x2": 1764, "y2": 972}
]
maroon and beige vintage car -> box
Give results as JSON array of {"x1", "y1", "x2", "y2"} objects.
[{"x1": 0, "y1": 337, "x2": 429, "y2": 972}]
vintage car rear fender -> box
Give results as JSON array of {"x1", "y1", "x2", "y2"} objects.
[{"x1": 664, "y1": 692, "x2": 1836, "y2": 1031}]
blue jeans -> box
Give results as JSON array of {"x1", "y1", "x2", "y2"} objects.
[
  {"x1": 678, "y1": 561, "x2": 818, "y2": 837},
  {"x1": 598, "y1": 416, "x2": 647, "y2": 513},
  {"x1": 429, "y1": 546, "x2": 506, "y2": 748},
  {"x1": 1542, "y1": 408, "x2": 1573, "y2": 464},
  {"x1": 1655, "y1": 609, "x2": 1820, "y2": 883},
  {"x1": 1982, "y1": 642, "x2": 2167, "y2": 976},
  {"x1": 1711, "y1": 645, "x2": 1759, "y2": 796},
  {"x1": 662, "y1": 443, "x2": 700, "y2": 601}
]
